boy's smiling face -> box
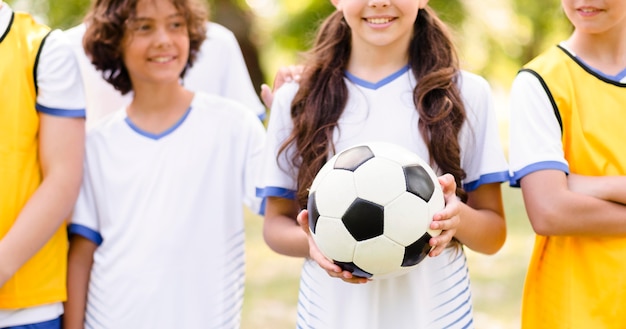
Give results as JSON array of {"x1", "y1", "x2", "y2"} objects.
[{"x1": 122, "y1": 0, "x2": 190, "y2": 89}]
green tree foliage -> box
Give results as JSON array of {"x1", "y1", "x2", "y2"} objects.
[{"x1": 7, "y1": 0, "x2": 89, "y2": 29}]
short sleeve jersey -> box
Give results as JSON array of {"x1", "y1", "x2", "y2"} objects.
[
  {"x1": 509, "y1": 44, "x2": 626, "y2": 328},
  {"x1": 69, "y1": 92, "x2": 265, "y2": 329},
  {"x1": 64, "y1": 22, "x2": 265, "y2": 129},
  {"x1": 257, "y1": 67, "x2": 509, "y2": 329},
  {"x1": 0, "y1": 4, "x2": 85, "y2": 326}
]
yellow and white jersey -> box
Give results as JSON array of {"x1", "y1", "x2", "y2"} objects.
[
  {"x1": 509, "y1": 44, "x2": 626, "y2": 328},
  {"x1": 0, "y1": 3, "x2": 84, "y2": 326}
]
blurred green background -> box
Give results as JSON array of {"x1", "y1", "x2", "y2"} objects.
[{"x1": 6, "y1": 0, "x2": 571, "y2": 327}]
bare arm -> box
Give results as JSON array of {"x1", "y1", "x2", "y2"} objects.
[
  {"x1": 63, "y1": 235, "x2": 97, "y2": 329},
  {"x1": 568, "y1": 173, "x2": 626, "y2": 205},
  {"x1": 0, "y1": 114, "x2": 85, "y2": 286},
  {"x1": 262, "y1": 196, "x2": 309, "y2": 257},
  {"x1": 453, "y1": 182, "x2": 506, "y2": 255},
  {"x1": 521, "y1": 170, "x2": 626, "y2": 236}
]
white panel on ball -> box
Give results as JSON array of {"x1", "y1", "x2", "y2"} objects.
[
  {"x1": 314, "y1": 169, "x2": 357, "y2": 219},
  {"x1": 315, "y1": 216, "x2": 357, "y2": 263},
  {"x1": 353, "y1": 236, "x2": 405, "y2": 275},
  {"x1": 353, "y1": 158, "x2": 406, "y2": 206},
  {"x1": 384, "y1": 193, "x2": 432, "y2": 246}
]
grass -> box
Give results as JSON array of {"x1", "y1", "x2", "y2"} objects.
[{"x1": 241, "y1": 184, "x2": 535, "y2": 329}]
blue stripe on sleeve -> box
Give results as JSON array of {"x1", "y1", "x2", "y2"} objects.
[
  {"x1": 68, "y1": 223, "x2": 103, "y2": 246},
  {"x1": 36, "y1": 104, "x2": 86, "y2": 118},
  {"x1": 462, "y1": 170, "x2": 510, "y2": 192},
  {"x1": 256, "y1": 186, "x2": 296, "y2": 200},
  {"x1": 509, "y1": 161, "x2": 569, "y2": 187},
  {"x1": 255, "y1": 187, "x2": 297, "y2": 216}
]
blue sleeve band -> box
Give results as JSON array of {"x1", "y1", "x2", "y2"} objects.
[
  {"x1": 68, "y1": 223, "x2": 103, "y2": 246},
  {"x1": 509, "y1": 161, "x2": 569, "y2": 187},
  {"x1": 36, "y1": 104, "x2": 86, "y2": 118},
  {"x1": 463, "y1": 171, "x2": 511, "y2": 192}
]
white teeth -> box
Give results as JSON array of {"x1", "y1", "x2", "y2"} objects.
[
  {"x1": 152, "y1": 57, "x2": 172, "y2": 63},
  {"x1": 367, "y1": 18, "x2": 391, "y2": 24}
]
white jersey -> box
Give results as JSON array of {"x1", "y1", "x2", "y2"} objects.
[
  {"x1": 64, "y1": 22, "x2": 265, "y2": 129},
  {"x1": 69, "y1": 92, "x2": 265, "y2": 329},
  {"x1": 258, "y1": 67, "x2": 509, "y2": 329}
]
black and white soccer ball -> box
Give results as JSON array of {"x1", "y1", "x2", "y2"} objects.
[{"x1": 307, "y1": 142, "x2": 444, "y2": 279}]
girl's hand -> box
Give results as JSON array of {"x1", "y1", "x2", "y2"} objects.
[
  {"x1": 260, "y1": 65, "x2": 304, "y2": 109},
  {"x1": 297, "y1": 210, "x2": 369, "y2": 284},
  {"x1": 428, "y1": 173, "x2": 461, "y2": 257}
]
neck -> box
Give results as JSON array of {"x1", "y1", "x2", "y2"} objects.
[
  {"x1": 567, "y1": 29, "x2": 626, "y2": 75},
  {"x1": 347, "y1": 43, "x2": 410, "y2": 83},
  {"x1": 126, "y1": 83, "x2": 194, "y2": 134}
]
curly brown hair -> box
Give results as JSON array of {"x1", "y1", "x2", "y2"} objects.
[
  {"x1": 281, "y1": 7, "x2": 468, "y2": 208},
  {"x1": 83, "y1": 0, "x2": 207, "y2": 94}
]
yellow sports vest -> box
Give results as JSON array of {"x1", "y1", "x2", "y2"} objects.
[
  {"x1": 521, "y1": 46, "x2": 626, "y2": 328},
  {"x1": 0, "y1": 11, "x2": 68, "y2": 308}
]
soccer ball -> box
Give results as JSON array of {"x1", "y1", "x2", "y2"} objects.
[{"x1": 307, "y1": 142, "x2": 444, "y2": 279}]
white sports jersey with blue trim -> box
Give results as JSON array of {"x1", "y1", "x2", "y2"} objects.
[
  {"x1": 69, "y1": 92, "x2": 265, "y2": 329},
  {"x1": 258, "y1": 67, "x2": 508, "y2": 329}
]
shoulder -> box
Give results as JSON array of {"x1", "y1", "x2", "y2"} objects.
[
  {"x1": 457, "y1": 70, "x2": 493, "y2": 108},
  {"x1": 0, "y1": 4, "x2": 11, "y2": 32},
  {"x1": 40, "y1": 28, "x2": 75, "y2": 60},
  {"x1": 205, "y1": 21, "x2": 236, "y2": 40},
  {"x1": 457, "y1": 70, "x2": 491, "y2": 94},
  {"x1": 87, "y1": 109, "x2": 126, "y2": 135},
  {"x1": 200, "y1": 22, "x2": 240, "y2": 51},
  {"x1": 83, "y1": 110, "x2": 125, "y2": 150},
  {"x1": 191, "y1": 92, "x2": 265, "y2": 142},
  {"x1": 63, "y1": 23, "x2": 86, "y2": 48},
  {"x1": 192, "y1": 92, "x2": 259, "y2": 121},
  {"x1": 523, "y1": 45, "x2": 567, "y2": 71}
]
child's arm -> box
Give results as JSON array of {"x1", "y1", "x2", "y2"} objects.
[
  {"x1": 450, "y1": 179, "x2": 507, "y2": 255},
  {"x1": 263, "y1": 196, "x2": 309, "y2": 257},
  {"x1": 64, "y1": 235, "x2": 97, "y2": 329},
  {"x1": 0, "y1": 114, "x2": 84, "y2": 286},
  {"x1": 521, "y1": 169, "x2": 626, "y2": 236},
  {"x1": 567, "y1": 173, "x2": 626, "y2": 205}
]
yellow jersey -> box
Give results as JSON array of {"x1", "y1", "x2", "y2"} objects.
[
  {"x1": 0, "y1": 11, "x2": 68, "y2": 309},
  {"x1": 520, "y1": 45, "x2": 626, "y2": 328}
]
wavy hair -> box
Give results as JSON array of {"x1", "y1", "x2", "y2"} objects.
[
  {"x1": 281, "y1": 7, "x2": 468, "y2": 208},
  {"x1": 83, "y1": 0, "x2": 207, "y2": 94}
]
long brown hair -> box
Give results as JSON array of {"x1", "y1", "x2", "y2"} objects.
[
  {"x1": 82, "y1": 0, "x2": 207, "y2": 94},
  {"x1": 280, "y1": 7, "x2": 468, "y2": 208}
]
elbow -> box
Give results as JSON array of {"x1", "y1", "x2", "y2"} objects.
[
  {"x1": 483, "y1": 232, "x2": 506, "y2": 255},
  {"x1": 262, "y1": 220, "x2": 289, "y2": 255},
  {"x1": 527, "y1": 207, "x2": 561, "y2": 236},
  {"x1": 480, "y1": 224, "x2": 507, "y2": 255},
  {"x1": 262, "y1": 223, "x2": 279, "y2": 254}
]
